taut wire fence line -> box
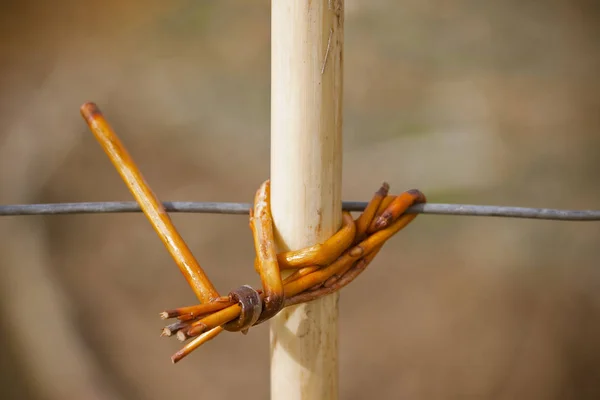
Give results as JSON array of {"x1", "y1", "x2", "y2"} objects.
[{"x1": 1, "y1": 201, "x2": 599, "y2": 221}]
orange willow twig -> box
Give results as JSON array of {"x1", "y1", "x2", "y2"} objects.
[
  {"x1": 286, "y1": 246, "x2": 383, "y2": 307},
  {"x1": 171, "y1": 326, "x2": 224, "y2": 363},
  {"x1": 281, "y1": 184, "x2": 389, "y2": 287},
  {"x1": 354, "y1": 183, "x2": 389, "y2": 243},
  {"x1": 282, "y1": 265, "x2": 320, "y2": 285},
  {"x1": 275, "y1": 212, "x2": 357, "y2": 269},
  {"x1": 370, "y1": 190, "x2": 427, "y2": 232},
  {"x1": 283, "y1": 214, "x2": 418, "y2": 298},
  {"x1": 160, "y1": 298, "x2": 232, "y2": 320},
  {"x1": 80, "y1": 102, "x2": 220, "y2": 303},
  {"x1": 248, "y1": 181, "x2": 284, "y2": 321}
]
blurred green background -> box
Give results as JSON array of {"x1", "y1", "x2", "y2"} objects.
[{"x1": 0, "y1": 1, "x2": 599, "y2": 399}]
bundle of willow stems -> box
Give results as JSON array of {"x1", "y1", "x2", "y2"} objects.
[
  {"x1": 78, "y1": 102, "x2": 428, "y2": 363},
  {"x1": 159, "y1": 181, "x2": 425, "y2": 363}
]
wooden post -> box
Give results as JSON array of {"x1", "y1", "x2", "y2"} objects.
[{"x1": 270, "y1": 1, "x2": 344, "y2": 399}]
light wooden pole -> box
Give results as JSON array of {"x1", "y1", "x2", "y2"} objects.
[{"x1": 270, "y1": 1, "x2": 344, "y2": 399}]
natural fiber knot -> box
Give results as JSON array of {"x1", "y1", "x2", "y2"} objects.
[{"x1": 161, "y1": 181, "x2": 426, "y2": 362}]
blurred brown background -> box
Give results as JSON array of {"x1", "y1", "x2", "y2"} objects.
[{"x1": 1, "y1": 1, "x2": 599, "y2": 399}]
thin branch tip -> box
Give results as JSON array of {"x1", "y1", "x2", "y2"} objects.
[{"x1": 159, "y1": 311, "x2": 170, "y2": 320}]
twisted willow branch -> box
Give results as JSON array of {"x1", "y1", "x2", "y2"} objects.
[
  {"x1": 161, "y1": 183, "x2": 427, "y2": 363},
  {"x1": 3, "y1": 102, "x2": 599, "y2": 365}
]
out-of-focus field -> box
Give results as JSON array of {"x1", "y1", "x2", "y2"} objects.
[{"x1": 0, "y1": 1, "x2": 599, "y2": 399}]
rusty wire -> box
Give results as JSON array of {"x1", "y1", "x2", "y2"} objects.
[{"x1": 1, "y1": 201, "x2": 599, "y2": 221}]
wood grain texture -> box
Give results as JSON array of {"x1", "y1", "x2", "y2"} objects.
[{"x1": 270, "y1": 1, "x2": 344, "y2": 399}]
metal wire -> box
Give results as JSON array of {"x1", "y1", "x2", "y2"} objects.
[{"x1": 0, "y1": 201, "x2": 598, "y2": 221}]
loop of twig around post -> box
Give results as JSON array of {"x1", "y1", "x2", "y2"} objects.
[{"x1": 163, "y1": 182, "x2": 426, "y2": 363}]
